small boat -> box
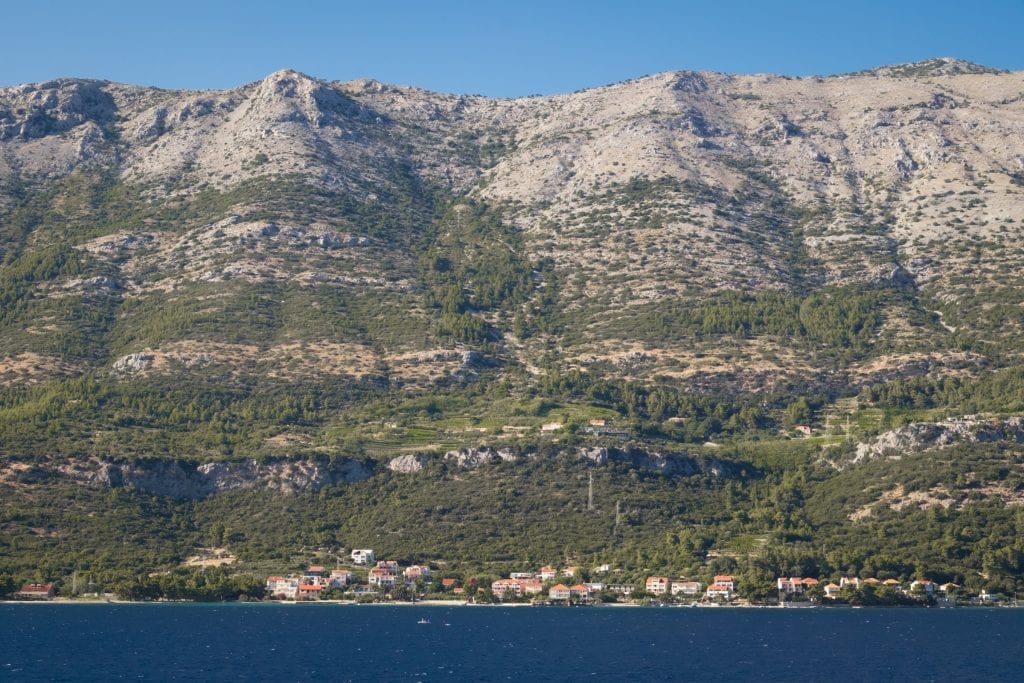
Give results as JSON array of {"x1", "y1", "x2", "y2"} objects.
[{"x1": 417, "y1": 617, "x2": 430, "y2": 624}]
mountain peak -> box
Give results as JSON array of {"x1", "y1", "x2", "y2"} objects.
[
  {"x1": 856, "y1": 57, "x2": 1005, "y2": 78},
  {"x1": 262, "y1": 68, "x2": 318, "y2": 83}
]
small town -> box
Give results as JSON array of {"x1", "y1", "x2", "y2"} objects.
[
  {"x1": 5, "y1": 547, "x2": 1014, "y2": 607},
  {"x1": 245, "y1": 549, "x2": 1003, "y2": 607}
]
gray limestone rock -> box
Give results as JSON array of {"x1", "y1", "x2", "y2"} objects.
[{"x1": 386, "y1": 454, "x2": 429, "y2": 473}]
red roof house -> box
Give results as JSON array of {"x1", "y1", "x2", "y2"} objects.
[{"x1": 16, "y1": 583, "x2": 55, "y2": 599}]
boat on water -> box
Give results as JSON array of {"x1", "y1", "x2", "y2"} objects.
[{"x1": 417, "y1": 618, "x2": 430, "y2": 624}]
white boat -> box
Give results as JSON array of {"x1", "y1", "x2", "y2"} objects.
[{"x1": 417, "y1": 617, "x2": 430, "y2": 624}]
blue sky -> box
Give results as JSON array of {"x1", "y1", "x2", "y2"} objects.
[{"x1": 2, "y1": 0, "x2": 1022, "y2": 95}]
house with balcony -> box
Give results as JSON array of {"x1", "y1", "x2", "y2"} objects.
[
  {"x1": 266, "y1": 576, "x2": 299, "y2": 600},
  {"x1": 297, "y1": 583, "x2": 323, "y2": 600},
  {"x1": 706, "y1": 583, "x2": 733, "y2": 600},
  {"x1": 351, "y1": 549, "x2": 375, "y2": 565},
  {"x1": 492, "y1": 579, "x2": 523, "y2": 599},
  {"x1": 549, "y1": 584, "x2": 571, "y2": 600},
  {"x1": 713, "y1": 575, "x2": 736, "y2": 590},
  {"x1": 368, "y1": 568, "x2": 397, "y2": 589},
  {"x1": 646, "y1": 576, "x2": 670, "y2": 595},
  {"x1": 329, "y1": 570, "x2": 355, "y2": 588},
  {"x1": 404, "y1": 565, "x2": 431, "y2": 582}
]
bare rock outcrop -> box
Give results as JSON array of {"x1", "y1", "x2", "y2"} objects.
[
  {"x1": 579, "y1": 446, "x2": 749, "y2": 478},
  {"x1": 56, "y1": 456, "x2": 374, "y2": 498},
  {"x1": 112, "y1": 353, "x2": 155, "y2": 376},
  {"x1": 386, "y1": 454, "x2": 429, "y2": 473},
  {"x1": 0, "y1": 79, "x2": 116, "y2": 140},
  {"x1": 849, "y1": 417, "x2": 1024, "y2": 466},
  {"x1": 443, "y1": 447, "x2": 516, "y2": 469}
]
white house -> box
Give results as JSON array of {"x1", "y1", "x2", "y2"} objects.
[
  {"x1": 570, "y1": 584, "x2": 593, "y2": 600},
  {"x1": 329, "y1": 570, "x2": 355, "y2": 588},
  {"x1": 351, "y1": 549, "x2": 375, "y2": 565},
  {"x1": 549, "y1": 584, "x2": 571, "y2": 600},
  {"x1": 777, "y1": 577, "x2": 804, "y2": 594},
  {"x1": 706, "y1": 583, "x2": 733, "y2": 600},
  {"x1": 368, "y1": 568, "x2": 396, "y2": 588},
  {"x1": 376, "y1": 560, "x2": 400, "y2": 573},
  {"x1": 266, "y1": 576, "x2": 299, "y2": 599},
  {"x1": 713, "y1": 575, "x2": 736, "y2": 590},
  {"x1": 404, "y1": 565, "x2": 431, "y2": 581},
  {"x1": 671, "y1": 581, "x2": 703, "y2": 596},
  {"x1": 492, "y1": 579, "x2": 522, "y2": 599}
]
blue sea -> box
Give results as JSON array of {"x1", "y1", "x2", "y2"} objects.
[{"x1": 2, "y1": 604, "x2": 1023, "y2": 681}]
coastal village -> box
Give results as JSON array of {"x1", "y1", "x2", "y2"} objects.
[
  {"x1": 3, "y1": 549, "x2": 1009, "y2": 606},
  {"x1": 250, "y1": 548, "x2": 996, "y2": 607}
]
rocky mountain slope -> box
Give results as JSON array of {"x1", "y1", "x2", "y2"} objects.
[
  {"x1": 4, "y1": 59, "x2": 1024, "y2": 591},
  {"x1": 2, "y1": 58, "x2": 1023, "y2": 394}
]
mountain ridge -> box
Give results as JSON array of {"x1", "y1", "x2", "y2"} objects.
[{"x1": 4, "y1": 58, "x2": 1024, "y2": 594}]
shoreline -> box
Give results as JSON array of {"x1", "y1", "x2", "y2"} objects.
[{"x1": 1, "y1": 598, "x2": 1008, "y2": 609}]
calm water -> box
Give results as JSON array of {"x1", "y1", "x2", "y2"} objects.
[{"x1": 1, "y1": 604, "x2": 1023, "y2": 681}]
